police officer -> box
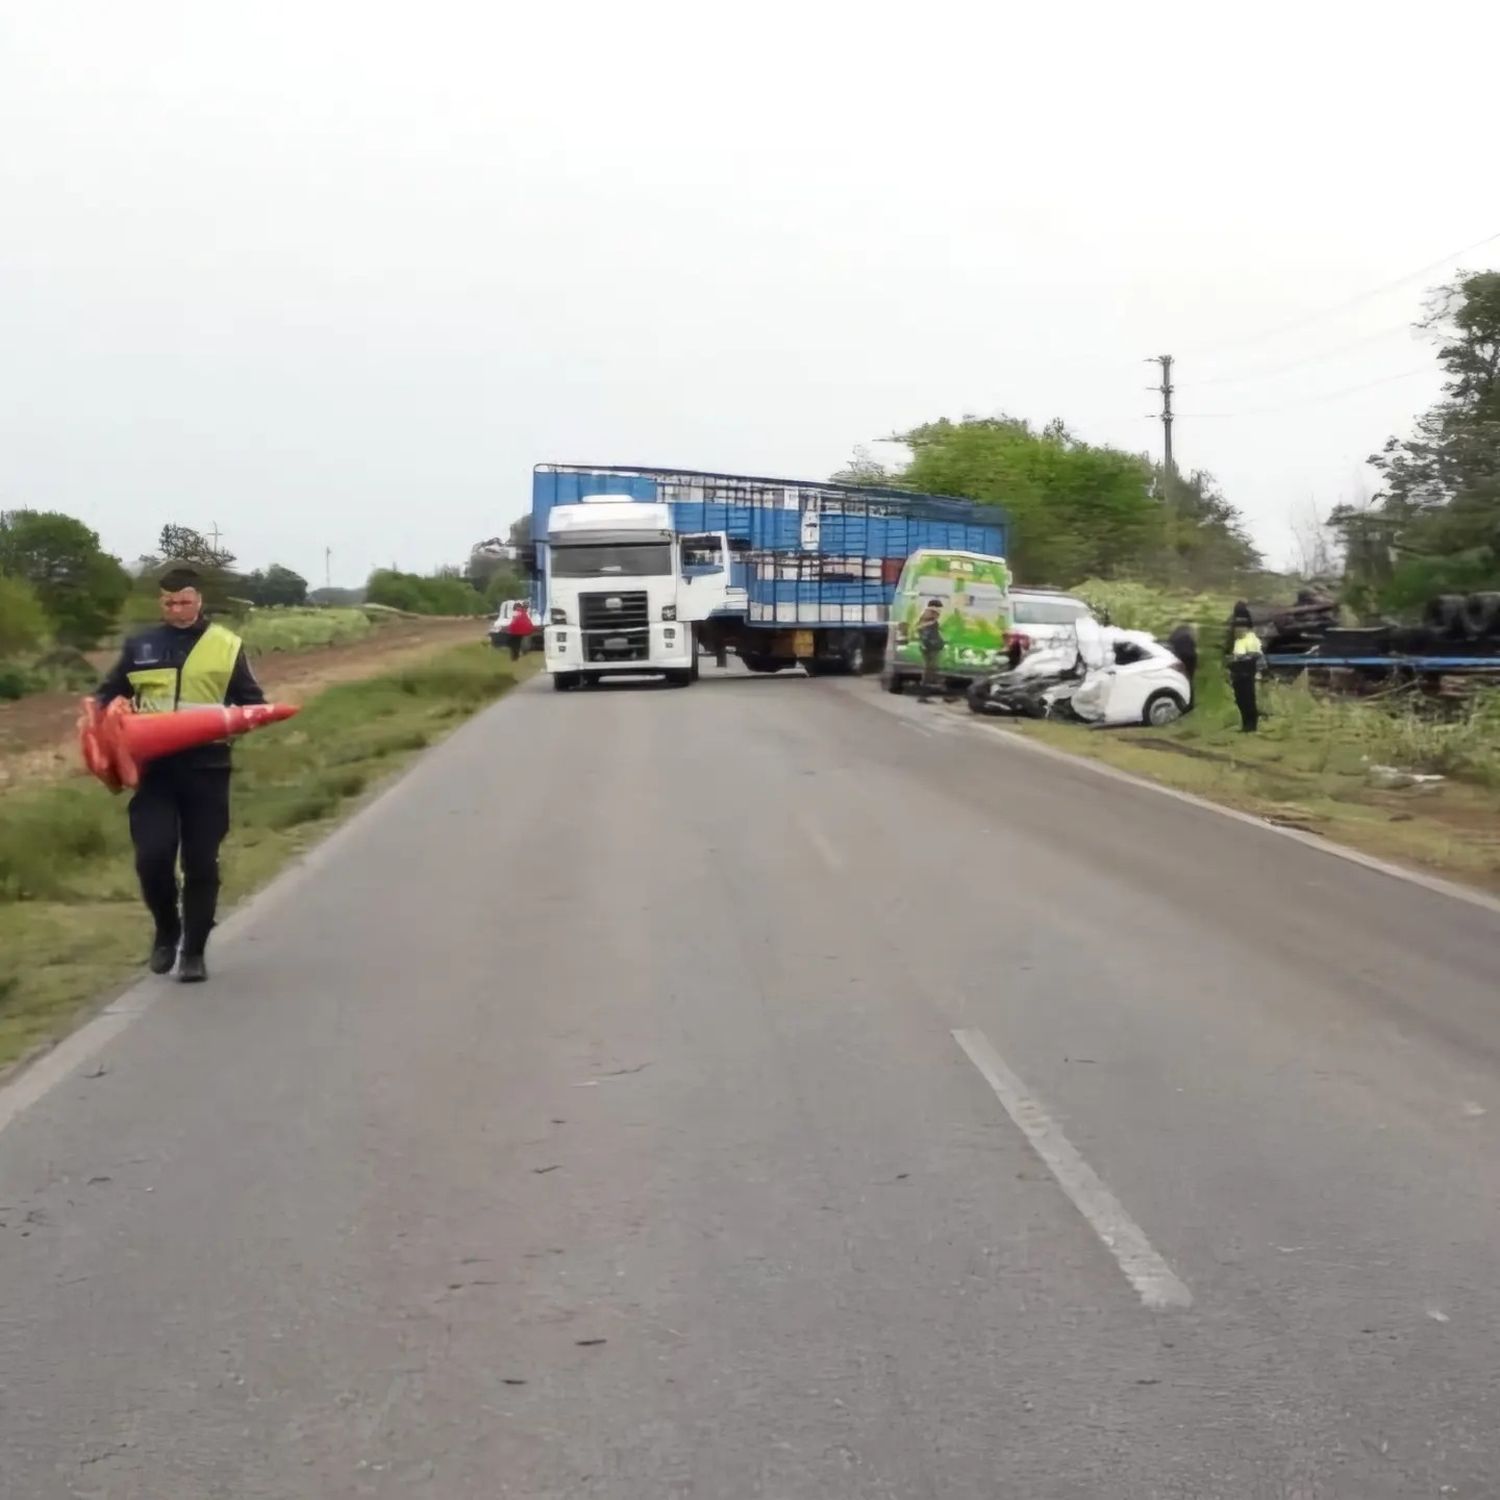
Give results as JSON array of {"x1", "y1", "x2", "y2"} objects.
[
  {"x1": 94, "y1": 567, "x2": 265, "y2": 982},
  {"x1": 1228, "y1": 619, "x2": 1265, "y2": 733}
]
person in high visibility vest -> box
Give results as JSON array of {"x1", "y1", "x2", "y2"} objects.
[
  {"x1": 93, "y1": 566, "x2": 266, "y2": 982},
  {"x1": 1228, "y1": 620, "x2": 1265, "y2": 733}
]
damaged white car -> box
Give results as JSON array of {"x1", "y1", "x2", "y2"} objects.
[{"x1": 968, "y1": 619, "x2": 1191, "y2": 727}]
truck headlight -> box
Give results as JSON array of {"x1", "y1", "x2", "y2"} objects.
[
  {"x1": 550, "y1": 607, "x2": 567, "y2": 625},
  {"x1": 661, "y1": 604, "x2": 677, "y2": 622}
]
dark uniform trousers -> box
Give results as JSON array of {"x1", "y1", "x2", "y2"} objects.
[
  {"x1": 128, "y1": 760, "x2": 232, "y2": 956},
  {"x1": 1230, "y1": 661, "x2": 1260, "y2": 732}
]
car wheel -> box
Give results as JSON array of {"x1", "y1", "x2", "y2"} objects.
[{"x1": 1143, "y1": 689, "x2": 1185, "y2": 726}]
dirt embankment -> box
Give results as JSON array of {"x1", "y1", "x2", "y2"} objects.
[{"x1": 0, "y1": 617, "x2": 484, "y2": 790}]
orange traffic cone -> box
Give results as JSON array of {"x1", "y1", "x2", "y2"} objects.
[{"x1": 78, "y1": 698, "x2": 299, "y2": 790}]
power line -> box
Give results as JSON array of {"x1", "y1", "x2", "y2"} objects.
[
  {"x1": 1183, "y1": 228, "x2": 1500, "y2": 362},
  {"x1": 1179, "y1": 364, "x2": 1437, "y2": 420},
  {"x1": 1190, "y1": 321, "x2": 1414, "y2": 386}
]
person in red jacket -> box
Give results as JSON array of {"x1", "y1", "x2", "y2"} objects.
[{"x1": 506, "y1": 603, "x2": 535, "y2": 661}]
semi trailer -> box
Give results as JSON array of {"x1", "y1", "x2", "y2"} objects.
[{"x1": 531, "y1": 464, "x2": 1007, "y2": 688}]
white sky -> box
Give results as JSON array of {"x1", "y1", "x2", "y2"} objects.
[{"x1": 2, "y1": 0, "x2": 1496, "y2": 586}]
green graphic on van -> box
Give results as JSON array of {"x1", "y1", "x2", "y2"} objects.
[{"x1": 892, "y1": 550, "x2": 1013, "y2": 671}]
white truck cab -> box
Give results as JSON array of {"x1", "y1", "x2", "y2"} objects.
[{"x1": 543, "y1": 497, "x2": 730, "y2": 690}]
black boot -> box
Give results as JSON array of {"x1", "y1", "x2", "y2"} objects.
[
  {"x1": 148, "y1": 928, "x2": 180, "y2": 975},
  {"x1": 177, "y1": 953, "x2": 208, "y2": 984}
]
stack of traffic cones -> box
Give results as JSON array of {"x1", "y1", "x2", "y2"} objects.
[{"x1": 78, "y1": 699, "x2": 300, "y2": 791}]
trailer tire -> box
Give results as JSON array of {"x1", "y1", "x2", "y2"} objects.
[
  {"x1": 1143, "y1": 689, "x2": 1186, "y2": 727},
  {"x1": 1423, "y1": 594, "x2": 1467, "y2": 636},
  {"x1": 1461, "y1": 592, "x2": 1500, "y2": 640}
]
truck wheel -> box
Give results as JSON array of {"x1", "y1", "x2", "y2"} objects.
[
  {"x1": 582, "y1": 673, "x2": 602, "y2": 687},
  {"x1": 666, "y1": 670, "x2": 693, "y2": 688},
  {"x1": 552, "y1": 672, "x2": 579, "y2": 692},
  {"x1": 1143, "y1": 690, "x2": 1185, "y2": 726},
  {"x1": 1461, "y1": 592, "x2": 1500, "y2": 639}
]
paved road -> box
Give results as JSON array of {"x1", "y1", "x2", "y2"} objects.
[{"x1": 3, "y1": 667, "x2": 1500, "y2": 1498}]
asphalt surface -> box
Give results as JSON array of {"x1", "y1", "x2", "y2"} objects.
[{"x1": 3, "y1": 665, "x2": 1500, "y2": 1498}]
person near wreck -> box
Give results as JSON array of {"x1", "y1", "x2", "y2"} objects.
[
  {"x1": 93, "y1": 566, "x2": 266, "y2": 983},
  {"x1": 1167, "y1": 622, "x2": 1198, "y2": 703},
  {"x1": 1228, "y1": 619, "x2": 1265, "y2": 733},
  {"x1": 915, "y1": 598, "x2": 946, "y2": 700}
]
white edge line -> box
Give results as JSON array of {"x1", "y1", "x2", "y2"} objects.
[
  {"x1": 952, "y1": 1027, "x2": 1192, "y2": 1311},
  {"x1": 0, "y1": 687, "x2": 528, "y2": 1136},
  {"x1": 940, "y1": 705, "x2": 1500, "y2": 920}
]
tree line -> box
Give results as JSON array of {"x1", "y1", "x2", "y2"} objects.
[
  {"x1": 1, "y1": 514, "x2": 522, "y2": 698},
  {"x1": 834, "y1": 420, "x2": 1261, "y2": 591},
  {"x1": 1332, "y1": 270, "x2": 1499, "y2": 614}
]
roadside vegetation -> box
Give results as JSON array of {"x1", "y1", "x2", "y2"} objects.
[
  {"x1": 0, "y1": 644, "x2": 529, "y2": 1072},
  {"x1": 238, "y1": 606, "x2": 375, "y2": 654},
  {"x1": 1000, "y1": 663, "x2": 1500, "y2": 889}
]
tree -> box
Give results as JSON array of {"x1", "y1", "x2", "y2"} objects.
[
  {"x1": 0, "y1": 510, "x2": 131, "y2": 646},
  {"x1": 507, "y1": 514, "x2": 532, "y2": 549},
  {"x1": 242, "y1": 564, "x2": 308, "y2": 607},
  {"x1": 0, "y1": 574, "x2": 48, "y2": 657},
  {"x1": 896, "y1": 416, "x2": 1166, "y2": 584},
  {"x1": 366, "y1": 569, "x2": 483, "y2": 615},
  {"x1": 1153, "y1": 468, "x2": 1261, "y2": 585},
  {"x1": 157, "y1": 522, "x2": 236, "y2": 571},
  {"x1": 1336, "y1": 270, "x2": 1500, "y2": 607},
  {"x1": 830, "y1": 445, "x2": 899, "y2": 486}
]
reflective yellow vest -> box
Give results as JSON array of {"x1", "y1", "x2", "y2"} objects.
[
  {"x1": 1232, "y1": 631, "x2": 1263, "y2": 657},
  {"x1": 125, "y1": 624, "x2": 243, "y2": 714}
]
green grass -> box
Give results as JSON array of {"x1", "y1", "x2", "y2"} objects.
[
  {"x1": 1009, "y1": 673, "x2": 1500, "y2": 889},
  {"x1": 0, "y1": 644, "x2": 528, "y2": 1072},
  {"x1": 238, "y1": 606, "x2": 376, "y2": 654}
]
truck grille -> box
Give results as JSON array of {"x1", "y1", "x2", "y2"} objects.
[{"x1": 579, "y1": 590, "x2": 651, "y2": 662}]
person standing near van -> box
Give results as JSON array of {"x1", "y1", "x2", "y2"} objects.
[{"x1": 916, "y1": 599, "x2": 946, "y2": 699}]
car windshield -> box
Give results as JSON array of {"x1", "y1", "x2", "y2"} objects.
[
  {"x1": 1013, "y1": 596, "x2": 1089, "y2": 625},
  {"x1": 551, "y1": 543, "x2": 673, "y2": 578}
]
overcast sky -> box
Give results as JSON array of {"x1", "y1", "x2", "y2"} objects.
[{"x1": 3, "y1": 1, "x2": 1496, "y2": 586}]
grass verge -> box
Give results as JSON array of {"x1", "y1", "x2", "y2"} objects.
[
  {"x1": 1002, "y1": 672, "x2": 1500, "y2": 892},
  {"x1": 0, "y1": 644, "x2": 529, "y2": 1073}
]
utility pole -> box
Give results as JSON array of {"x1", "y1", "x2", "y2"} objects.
[
  {"x1": 325, "y1": 547, "x2": 332, "y2": 588},
  {"x1": 207, "y1": 521, "x2": 224, "y2": 554},
  {"x1": 1147, "y1": 355, "x2": 1175, "y2": 488}
]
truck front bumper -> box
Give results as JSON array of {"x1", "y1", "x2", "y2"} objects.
[{"x1": 544, "y1": 623, "x2": 693, "y2": 674}]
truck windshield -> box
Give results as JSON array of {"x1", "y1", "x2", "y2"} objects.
[{"x1": 551, "y1": 544, "x2": 673, "y2": 578}]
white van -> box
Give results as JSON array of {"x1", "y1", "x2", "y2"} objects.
[{"x1": 1008, "y1": 588, "x2": 1096, "y2": 655}]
